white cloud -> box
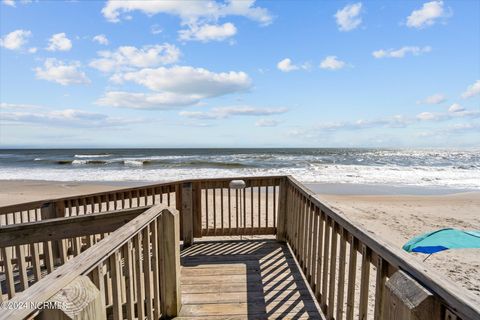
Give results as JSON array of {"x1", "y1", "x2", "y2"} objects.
[
  {"x1": 417, "y1": 93, "x2": 447, "y2": 105},
  {"x1": 372, "y1": 46, "x2": 431, "y2": 58},
  {"x1": 101, "y1": 0, "x2": 272, "y2": 25},
  {"x1": 447, "y1": 122, "x2": 480, "y2": 133},
  {"x1": 319, "y1": 56, "x2": 346, "y2": 70},
  {"x1": 334, "y1": 3, "x2": 362, "y2": 31},
  {"x1": 448, "y1": 103, "x2": 465, "y2": 113},
  {"x1": 1, "y1": 104, "x2": 138, "y2": 127},
  {"x1": 92, "y1": 34, "x2": 109, "y2": 45},
  {"x1": 46, "y1": 33, "x2": 72, "y2": 51},
  {"x1": 2, "y1": 0, "x2": 31, "y2": 7},
  {"x1": 35, "y1": 58, "x2": 90, "y2": 86},
  {"x1": 416, "y1": 111, "x2": 443, "y2": 121},
  {"x1": 276, "y1": 58, "x2": 310, "y2": 72},
  {"x1": 179, "y1": 22, "x2": 237, "y2": 42},
  {"x1": 180, "y1": 106, "x2": 288, "y2": 119},
  {"x1": 98, "y1": 65, "x2": 251, "y2": 109},
  {"x1": 96, "y1": 91, "x2": 200, "y2": 109},
  {"x1": 417, "y1": 109, "x2": 479, "y2": 121},
  {"x1": 461, "y1": 80, "x2": 480, "y2": 99},
  {"x1": 113, "y1": 66, "x2": 251, "y2": 97},
  {"x1": 255, "y1": 119, "x2": 280, "y2": 127},
  {"x1": 0, "y1": 29, "x2": 31, "y2": 50},
  {"x1": 277, "y1": 58, "x2": 298, "y2": 72},
  {"x1": 406, "y1": 1, "x2": 447, "y2": 29},
  {"x1": 3, "y1": 0, "x2": 15, "y2": 7},
  {"x1": 90, "y1": 44, "x2": 180, "y2": 72}
]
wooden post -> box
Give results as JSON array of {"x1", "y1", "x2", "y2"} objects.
[
  {"x1": 181, "y1": 182, "x2": 194, "y2": 247},
  {"x1": 382, "y1": 270, "x2": 441, "y2": 320},
  {"x1": 192, "y1": 182, "x2": 202, "y2": 238},
  {"x1": 39, "y1": 275, "x2": 106, "y2": 320},
  {"x1": 41, "y1": 202, "x2": 63, "y2": 265},
  {"x1": 276, "y1": 178, "x2": 288, "y2": 242},
  {"x1": 175, "y1": 183, "x2": 183, "y2": 241},
  {"x1": 160, "y1": 209, "x2": 181, "y2": 317}
]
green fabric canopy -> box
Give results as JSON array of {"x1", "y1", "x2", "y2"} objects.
[{"x1": 403, "y1": 228, "x2": 480, "y2": 254}]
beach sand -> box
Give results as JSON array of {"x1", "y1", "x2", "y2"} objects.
[
  {"x1": 0, "y1": 180, "x2": 478, "y2": 298},
  {"x1": 320, "y1": 192, "x2": 480, "y2": 297}
]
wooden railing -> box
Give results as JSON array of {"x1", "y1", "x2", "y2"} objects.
[
  {"x1": 0, "y1": 204, "x2": 181, "y2": 320},
  {"x1": 193, "y1": 177, "x2": 281, "y2": 237},
  {"x1": 0, "y1": 206, "x2": 150, "y2": 299},
  {"x1": 280, "y1": 176, "x2": 480, "y2": 320},
  {"x1": 0, "y1": 176, "x2": 281, "y2": 300},
  {"x1": 1, "y1": 175, "x2": 479, "y2": 320}
]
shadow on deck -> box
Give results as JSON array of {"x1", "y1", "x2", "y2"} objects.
[{"x1": 177, "y1": 238, "x2": 324, "y2": 320}]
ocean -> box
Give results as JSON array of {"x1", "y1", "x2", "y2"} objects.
[{"x1": 0, "y1": 148, "x2": 479, "y2": 190}]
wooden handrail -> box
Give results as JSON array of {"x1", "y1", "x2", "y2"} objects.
[
  {"x1": 0, "y1": 204, "x2": 179, "y2": 320},
  {"x1": 0, "y1": 175, "x2": 286, "y2": 215},
  {"x1": 0, "y1": 206, "x2": 150, "y2": 247},
  {"x1": 285, "y1": 175, "x2": 480, "y2": 320}
]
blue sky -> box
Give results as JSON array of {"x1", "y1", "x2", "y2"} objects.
[{"x1": 0, "y1": 0, "x2": 479, "y2": 148}]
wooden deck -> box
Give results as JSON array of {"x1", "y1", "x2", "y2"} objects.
[
  {"x1": 2, "y1": 176, "x2": 479, "y2": 320},
  {"x1": 177, "y1": 238, "x2": 324, "y2": 319}
]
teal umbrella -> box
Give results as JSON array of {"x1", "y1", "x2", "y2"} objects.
[{"x1": 403, "y1": 228, "x2": 480, "y2": 255}]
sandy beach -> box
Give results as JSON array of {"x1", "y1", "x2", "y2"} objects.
[
  {"x1": 0, "y1": 179, "x2": 479, "y2": 297},
  {"x1": 320, "y1": 192, "x2": 480, "y2": 297}
]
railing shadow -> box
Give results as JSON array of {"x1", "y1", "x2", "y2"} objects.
[{"x1": 180, "y1": 239, "x2": 322, "y2": 319}]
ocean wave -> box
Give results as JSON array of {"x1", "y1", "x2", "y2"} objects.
[
  {"x1": 0, "y1": 164, "x2": 479, "y2": 190},
  {"x1": 124, "y1": 160, "x2": 145, "y2": 166},
  {"x1": 74, "y1": 154, "x2": 111, "y2": 158}
]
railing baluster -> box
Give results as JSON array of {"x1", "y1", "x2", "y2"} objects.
[
  {"x1": 300, "y1": 196, "x2": 308, "y2": 271},
  {"x1": 321, "y1": 214, "x2": 331, "y2": 311},
  {"x1": 235, "y1": 188, "x2": 239, "y2": 233},
  {"x1": 16, "y1": 244, "x2": 29, "y2": 291},
  {"x1": 134, "y1": 233, "x2": 145, "y2": 320},
  {"x1": 243, "y1": 188, "x2": 246, "y2": 234},
  {"x1": 142, "y1": 225, "x2": 153, "y2": 319},
  {"x1": 306, "y1": 200, "x2": 314, "y2": 280},
  {"x1": 374, "y1": 257, "x2": 387, "y2": 320},
  {"x1": 150, "y1": 220, "x2": 161, "y2": 320},
  {"x1": 328, "y1": 221, "x2": 338, "y2": 319},
  {"x1": 213, "y1": 188, "x2": 217, "y2": 235},
  {"x1": 110, "y1": 250, "x2": 122, "y2": 320},
  {"x1": 273, "y1": 184, "x2": 277, "y2": 228},
  {"x1": 336, "y1": 227, "x2": 347, "y2": 320},
  {"x1": 205, "y1": 186, "x2": 209, "y2": 235},
  {"x1": 315, "y1": 207, "x2": 325, "y2": 301},
  {"x1": 310, "y1": 203, "x2": 319, "y2": 290},
  {"x1": 346, "y1": 235, "x2": 357, "y2": 320},
  {"x1": 265, "y1": 185, "x2": 269, "y2": 229},
  {"x1": 257, "y1": 184, "x2": 261, "y2": 229},
  {"x1": 250, "y1": 186, "x2": 254, "y2": 234},
  {"x1": 359, "y1": 244, "x2": 371, "y2": 320},
  {"x1": 1, "y1": 247, "x2": 15, "y2": 298},
  {"x1": 221, "y1": 187, "x2": 224, "y2": 232},
  {"x1": 228, "y1": 187, "x2": 232, "y2": 234}
]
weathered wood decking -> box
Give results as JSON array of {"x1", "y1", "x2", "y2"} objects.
[{"x1": 178, "y1": 238, "x2": 323, "y2": 319}]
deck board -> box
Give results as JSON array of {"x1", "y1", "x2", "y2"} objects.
[{"x1": 178, "y1": 239, "x2": 325, "y2": 320}]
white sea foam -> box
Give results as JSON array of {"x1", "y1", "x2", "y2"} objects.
[
  {"x1": 124, "y1": 160, "x2": 144, "y2": 166},
  {"x1": 72, "y1": 160, "x2": 87, "y2": 165},
  {"x1": 0, "y1": 165, "x2": 478, "y2": 190}
]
